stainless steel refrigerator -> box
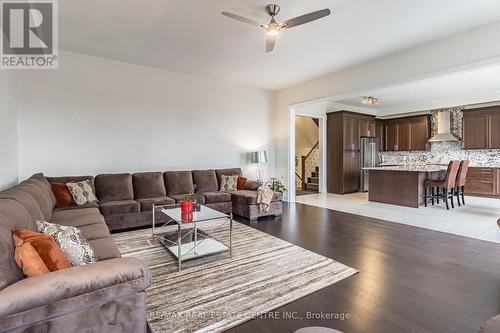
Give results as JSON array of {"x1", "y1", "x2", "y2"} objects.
[{"x1": 360, "y1": 137, "x2": 379, "y2": 192}]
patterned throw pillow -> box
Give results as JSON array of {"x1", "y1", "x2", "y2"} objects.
[
  {"x1": 37, "y1": 220, "x2": 97, "y2": 266},
  {"x1": 66, "y1": 180, "x2": 97, "y2": 206},
  {"x1": 219, "y1": 175, "x2": 238, "y2": 191}
]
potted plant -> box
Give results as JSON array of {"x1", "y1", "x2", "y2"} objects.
[
  {"x1": 265, "y1": 178, "x2": 287, "y2": 193},
  {"x1": 180, "y1": 186, "x2": 197, "y2": 213}
]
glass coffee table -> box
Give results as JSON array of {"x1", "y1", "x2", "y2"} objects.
[{"x1": 152, "y1": 204, "x2": 233, "y2": 271}]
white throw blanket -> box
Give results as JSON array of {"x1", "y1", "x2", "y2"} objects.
[{"x1": 257, "y1": 186, "x2": 274, "y2": 213}]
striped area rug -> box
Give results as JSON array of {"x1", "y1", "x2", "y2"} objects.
[{"x1": 112, "y1": 220, "x2": 357, "y2": 333}]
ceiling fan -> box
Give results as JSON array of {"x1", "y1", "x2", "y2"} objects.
[{"x1": 222, "y1": 4, "x2": 331, "y2": 52}]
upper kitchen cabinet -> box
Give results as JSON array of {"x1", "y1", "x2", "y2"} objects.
[
  {"x1": 463, "y1": 107, "x2": 500, "y2": 149},
  {"x1": 408, "y1": 116, "x2": 431, "y2": 150},
  {"x1": 359, "y1": 118, "x2": 376, "y2": 138},
  {"x1": 383, "y1": 115, "x2": 429, "y2": 151}
]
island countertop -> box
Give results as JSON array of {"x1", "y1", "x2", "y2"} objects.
[{"x1": 363, "y1": 165, "x2": 448, "y2": 172}]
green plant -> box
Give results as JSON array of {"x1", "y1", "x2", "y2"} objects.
[
  {"x1": 180, "y1": 185, "x2": 197, "y2": 202},
  {"x1": 266, "y1": 178, "x2": 287, "y2": 193}
]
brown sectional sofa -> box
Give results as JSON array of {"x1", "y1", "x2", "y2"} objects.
[
  {"x1": 0, "y1": 174, "x2": 151, "y2": 333},
  {"x1": 62, "y1": 168, "x2": 282, "y2": 232},
  {"x1": 0, "y1": 167, "x2": 281, "y2": 332}
]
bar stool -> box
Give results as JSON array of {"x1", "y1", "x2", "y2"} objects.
[
  {"x1": 455, "y1": 160, "x2": 470, "y2": 206},
  {"x1": 423, "y1": 160, "x2": 461, "y2": 210}
]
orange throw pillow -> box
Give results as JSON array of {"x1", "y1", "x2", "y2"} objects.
[
  {"x1": 13, "y1": 235, "x2": 49, "y2": 277},
  {"x1": 237, "y1": 176, "x2": 247, "y2": 190},
  {"x1": 12, "y1": 229, "x2": 71, "y2": 277},
  {"x1": 50, "y1": 182, "x2": 75, "y2": 208}
]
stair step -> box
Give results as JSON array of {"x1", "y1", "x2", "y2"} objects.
[
  {"x1": 311, "y1": 171, "x2": 319, "y2": 177},
  {"x1": 307, "y1": 177, "x2": 319, "y2": 184},
  {"x1": 315, "y1": 166, "x2": 319, "y2": 172},
  {"x1": 306, "y1": 183, "x2": 319, "y2": 191}
]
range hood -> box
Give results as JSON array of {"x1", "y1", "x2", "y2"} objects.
[{"x1": 428, "y1": 110, "x2": 459, "y2": 142}]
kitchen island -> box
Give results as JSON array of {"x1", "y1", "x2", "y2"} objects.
[{"x1": 363, "y1": 165, "x2": 447, "y2": 208}]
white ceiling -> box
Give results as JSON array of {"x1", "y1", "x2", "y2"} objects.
[
  {"x1": 60, "y1": 0, "x2": 500, "y2": 90},
  {"x1": 332, "y1": 64, "x2": 500, "y2": 116}
]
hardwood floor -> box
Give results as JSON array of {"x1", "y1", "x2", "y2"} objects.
[{"x1": 228, "y1": 202, "x2": 500, "y2": 333}]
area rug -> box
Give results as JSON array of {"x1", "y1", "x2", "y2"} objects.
[{"x1": 112, "y1": 220, "x2": 357, "y2": 333}]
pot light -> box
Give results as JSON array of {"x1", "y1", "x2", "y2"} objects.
[{"x1": 362, "y1": 96, "x2": 380, "y2": 105}]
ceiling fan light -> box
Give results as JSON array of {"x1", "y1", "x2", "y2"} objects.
[{"x1": 267, "y1": 28, "x2": 279, "y2": 37}]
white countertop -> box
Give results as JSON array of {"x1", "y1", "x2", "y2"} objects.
[{"x1": 363, "y1": 165, "x2": 447, "y2": 172}]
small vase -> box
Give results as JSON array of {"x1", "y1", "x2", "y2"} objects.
[
  {"x1": 181, "y1": 211, "x2": 193, "y2": 222},
  {"x1": 180, "y1": 200, "x2": 193, "y2": 213}
]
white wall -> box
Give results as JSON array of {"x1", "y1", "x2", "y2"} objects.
[
  {"x1": 16, "y1": 51, "x2": 275, "y2": 180},
  {"x1": 0, "y1": 71, "x2": 18, "y2": 189},
  {"x1": 274, "y1": 21, "x2": 500, "y2": 198},
  {"x1": 295, "y1": 116, "x2": 318, "y2": 157}
]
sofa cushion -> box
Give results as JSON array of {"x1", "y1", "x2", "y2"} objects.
[
  {"x1": 46, "y1": 175, "x2": 96, "y2": 193},
  {"x1": 95, "y1": 173, "x2": 134, "y2": 202},
  {"x1": 12, "y1": 228, "x2": 72, "y2": 274},
  {"x1": 66, "y1": 180, "x2": 98, "y2": 206},
  {"x1": 75, "y1": 223, "x2": 111, "y2": 241},
  {"x1": 15, "y1": 174, "x2": 56, "y2": 221},
  {"x1": 219, "y1": 175, "x2": 238, "y2": 191},
  {"x1": 50, "y1": 182, "x2": 75, "y2": 208},
  {"x1": 164, "y1": 171, "x2": 194, "y2": 195},
  {"x1": 136, "y1": 196, "x2": 175, "y2": 212},
  {"x1": 237, "y1": 176, "x2": 247, "y2": 190},
  {"x1": 215, "y1": 168, "x2": 243, "y2": 183},
  {"x1": 0, "y1": 214, "x2": 23, "y2": 290},
  {"x1": 169, "y1": 193, "x2": 206, "y2": 204},
  {"x1": 201, "y1": 191, "x2": 232, "y2": 204},
  {"x1": 0, "y1": 187, "x2": 44, "y2": 223},
  {"x1": 133, "y1": 172, "x2": 166, "y2": 199},
  {"x1": 0, "y1": 198, "x2": 36, "y2": 230},
  {"x1": 53, "y1": 201, "x2": 99, "y2": 211},
  {"x1": 192, "y1": 170, "x2": 218, "y2": 193},
  {"x1": 89, "y1": 238, "x2": 121, "y2": 260},
  {"x1": 51, "y1": 208, "x2": 105, "y2": 228},
  {"x1": 99, "y1": 200, "x2": 140, "y2": 217},
  {"x1": 229, "y1": 190, "x2": 282, "y2": 205},
  {"x1": 37, "y1": 221, "x2": 98, "y2": 266}
]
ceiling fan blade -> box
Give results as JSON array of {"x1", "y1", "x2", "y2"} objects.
[
  {"x1": 266, "y1": 36, "x2": 276, "y2": 52},
  {"x1": 284, "y1": 8, "x2": 331, "y2": 29},
  {"x1": 221, "y1": 11, "x2": 261, "y2": 26}
]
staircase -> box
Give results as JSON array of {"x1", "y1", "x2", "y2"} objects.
[{"x1": 305, "y1": 166, "x2": 319, "y2": 191}]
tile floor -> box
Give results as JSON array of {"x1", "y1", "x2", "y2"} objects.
[{"x1": 295, "y1": 192, "x2": 500, "y2": 244}]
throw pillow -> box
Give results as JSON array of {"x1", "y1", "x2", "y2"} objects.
[
  {"x1": 219, "y1": 175, "x2": 238, "y2": 191},
  {"x1": 37, "y1": 221, "x2": 97, "y2": 266},
  {"x1": 237, "y1": 176, "x2": 247, "y2": 190},
  {"x1": 12, "y1": 229, "x2": 72, "y2": 277},
  {"x1": 50, "y1": 182, "x2": 75, "y2": 208},
  {"x1": 66, "y1": 180, "x2": 97, "y2": 206}
]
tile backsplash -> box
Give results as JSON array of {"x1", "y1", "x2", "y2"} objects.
[{"x1": 380, "y1": 141, "x2": 500, "y2": 167}]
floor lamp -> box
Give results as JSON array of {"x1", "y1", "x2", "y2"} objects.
[{"x1": 250, "y1": 150, "x2": 268, "y2": 182}]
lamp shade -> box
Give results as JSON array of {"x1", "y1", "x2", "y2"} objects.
[{"x1": 250, "y1": 150, "x2": 268, "y2": 163}]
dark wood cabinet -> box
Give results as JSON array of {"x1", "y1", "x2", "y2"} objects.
[
  {"x1": 383, "y1": 115, "x2": 429, "y2": 151},
  {"x1": 465, "y1": 167, "x2": 500, "y2": 197},
  {"x1": 408, "y1": 117, "x2": 430, "y2": 150},
  {"x1": 384, "y1": 122, "x2": 397, "y2": 151},
  {"x1": 488, "y1": 112, "x2": 500, "y2": 149},
  {"x1": 376, "y1": 120, "x2": 385, "y2": 151},
  {"x1": 359, "y1": 118, "x2": 376, "y2": 138},
  {"x1": 463, "y1": 106, "x2": 500, "y2": 149},
  {"x1": 327, "y1": 111, "x2": 375, "y2": 194}
]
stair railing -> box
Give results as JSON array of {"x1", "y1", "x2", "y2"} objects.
[{"x1": 301, "y1": 141, "x2": 319, "y2": 190}]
